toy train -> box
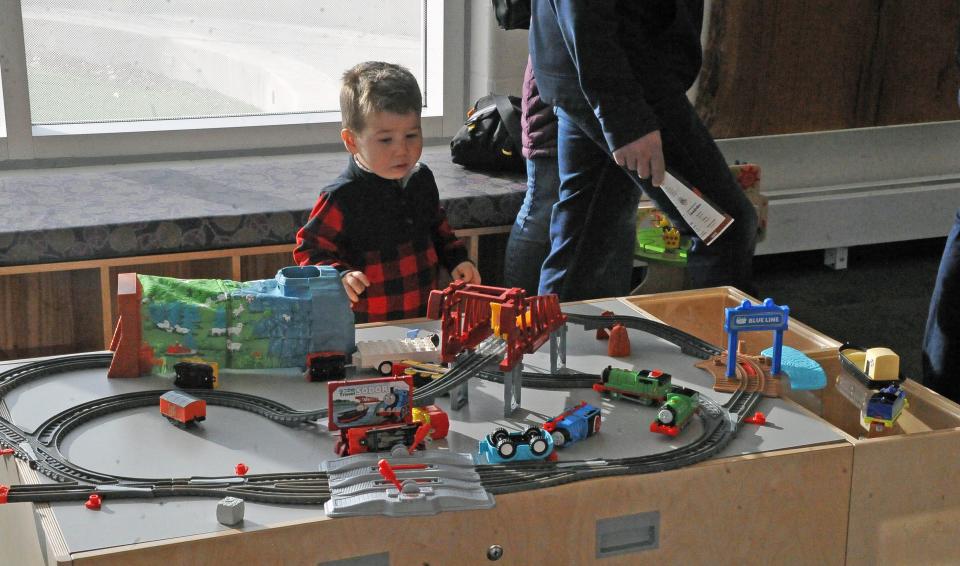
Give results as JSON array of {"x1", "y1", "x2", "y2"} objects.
[
  {"x1": 478, "y1": 427, "x2": 555, "y2": 463},
  {"x1": 306, "y1": 352, "x2": 347, "y2": 382},
  {"x1": 159, "y1": 391, "x2": 206, "y2": 427},
  {"x1": 862, "y1": 384, "x2": 908, "y2": 428},
  {"x1": 593, "y1": 366, "x2": 673, "y2": 405},
  {"x1": 411, "y1": 405, "x2": 450, "y2": 440},
  {"x1": 334, "y1": 421, "x2": 431, "y2": 457},
  {"x1": 650, "y1": 387, "x2": 700, "y2": 437},
  {"x1": 173, "y1": 362, "x2": 216, "y2": 389},
  {"x1": 542, "y1": 401, "x2": 601, "y2": 448}
]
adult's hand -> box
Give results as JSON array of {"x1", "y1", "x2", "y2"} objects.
[{"x1": 612, "y1": 130, "x2": 665, "y2": 187}]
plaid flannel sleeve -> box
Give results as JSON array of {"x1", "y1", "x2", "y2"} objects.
[
  {"x1": 293, "y1": 193, "x2": 355, "y2": 272},
  {"x1": 432, "y1": 203, "x2": 470, "y2": 272}
]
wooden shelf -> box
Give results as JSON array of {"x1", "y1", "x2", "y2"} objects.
[{"x1": 0, "y1": 227, "x2": 508, "y2": 361}]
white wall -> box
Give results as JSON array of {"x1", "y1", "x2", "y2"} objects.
[{"x1": 466, "y1": 0, "x2": 528, "y2": 103}]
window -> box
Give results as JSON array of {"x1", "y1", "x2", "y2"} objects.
[
  {"x1": 0, "y1": 0, "x2": 459, "y2": 160},
  {"x1": 23, "y1": 1, "x2": 431, "y2": 123}
]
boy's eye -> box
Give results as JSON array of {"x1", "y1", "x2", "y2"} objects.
[
  {"x1": 406, "y1": 133, "x2": 419, "y2": 139},
  {"x1": 378, "y1": 138, "x2": 392, "y2": 144}
]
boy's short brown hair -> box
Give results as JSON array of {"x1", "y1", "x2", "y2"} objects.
[{"x1": 340, "y1": 62, "x2": 422, "y2": 132}]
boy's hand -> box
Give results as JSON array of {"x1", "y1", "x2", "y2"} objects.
[
  {"x1": 452, "y1": 261, "x2": 481, "y2": 284},
  {"x1": 341, "y1": 270, "x2": 370, "y2": 303}
]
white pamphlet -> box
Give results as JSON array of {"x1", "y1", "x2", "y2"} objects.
[{"x1": 658, "y1": 172, "x2": 733, "y2": 246}]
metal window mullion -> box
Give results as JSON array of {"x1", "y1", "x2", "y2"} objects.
[{"x1": 0, "y1": 0, "x2": 34, "y2": 160}]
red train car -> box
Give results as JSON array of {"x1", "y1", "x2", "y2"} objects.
[
  {"x1": 334, "y1": 422, "x2": 429, "y2": 457},
  {"x1": 159, "y1": 391, "x2": 206, "y2": 427}
]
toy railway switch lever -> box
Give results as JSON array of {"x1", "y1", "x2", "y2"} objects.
[
  {"x1": 408, "y1": 422, "x2": 432, "y2": 455},
  {"x1": 377, "y1": 459, "x2": 403, "y2": 492},
  {"x1": 0, "y1": 448, "x2": 13, "y2": 456}
]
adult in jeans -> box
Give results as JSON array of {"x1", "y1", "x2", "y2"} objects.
[
  {"x1": 503, "y1": 58, "x2": 559, "y2": 296},
  {"x1": 529, "y1": 0, "x2": 757, "y2": 300},
  {"x1": 921, "y1": 30, "x2": 960, "y2": 402}
]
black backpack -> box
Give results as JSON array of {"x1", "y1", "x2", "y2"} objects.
[
  {"x1": 492, "y1": 0, "x2": 531, "y2": 30},
  {"x1": 450, "y1": 94, "x2": 525, "y2": 174}
]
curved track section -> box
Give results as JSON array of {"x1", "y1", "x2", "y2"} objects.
[
  {"x1": 565, "y1": 312, "x2": 723, "y2": 359},
  {"x1": 478, "y1": 395, "x2": 732, "y2": 494}
]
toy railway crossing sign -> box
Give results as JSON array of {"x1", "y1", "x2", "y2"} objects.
[{"x1": 724, "y1": 298, "x2": 790, "y2": 376}]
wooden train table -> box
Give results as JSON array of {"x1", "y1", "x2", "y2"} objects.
[{"x1": 0, "y1": 290, "x2": 956, "y2": 565}]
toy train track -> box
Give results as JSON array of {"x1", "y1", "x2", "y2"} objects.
[
  {"x1": 476, "y1": 370, "x2": 601, "y2": 389},
  {"x1": 564, "y1": 313, "x2": 723, "y2": 359},
  {"x1": 412, "y1": 337, "x2": 506, "y2": 402},
  {"x1": 1, "y1": 345, "x2": 746, "y2": 507},
  {"x1": 478, "y1": 396, "x2": 731, "y2": 494}
]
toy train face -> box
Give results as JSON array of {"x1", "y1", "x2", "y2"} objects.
[
  {"x1": 159, "y1": 391, "x2": 206, "y2": 427},
  {"x1": 650, "y1": 388, "x2": 700, "y2": 437},
  {"x1": 593, "y1": 366, "x2": 672, "y2": 405},
  {"x1": 173, "y1": 362, "x2": 215, "y2": 389},
  {"x1": 542, "y1": 401, "x2": 601, "y2": 448}
]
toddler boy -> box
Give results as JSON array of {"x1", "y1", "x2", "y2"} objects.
[{"x1": 294, "y1": 61, "x2": 480, "y2": 323}]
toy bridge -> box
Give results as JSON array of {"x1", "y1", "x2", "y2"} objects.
[
  {"x1": 426, "y1": 282, "x2": 567, "y2": 416},
  {"x1": 426, "y1": 282, "x2": 566, "y2": 372}
]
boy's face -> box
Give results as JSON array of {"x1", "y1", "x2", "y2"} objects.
[{"x1": 341, "y1": 111, "x2": 423, "y2": 180}]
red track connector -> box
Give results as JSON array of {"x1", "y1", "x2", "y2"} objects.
[
  {"x1": 85, "y1": 494, "x2": 102, "y2": 510},
  {"x1": 743, "y1": 411, "x2": 767, "y2": 425},
  {"x1": 0, "y1": 448, "x2": 14, "y2": 456},
  {"x1": 235, "y1": 463, "x2": 249, "y2": 476},
  {"x1": 0, "y1": 485, "x2": 9, "y2": 504}
]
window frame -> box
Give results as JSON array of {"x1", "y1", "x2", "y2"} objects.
[{"x1": 0, "y1": 0, "x2": 464, "y2": 163}]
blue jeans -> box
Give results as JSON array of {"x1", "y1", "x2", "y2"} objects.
[
  {"x1": 922, "y1": 209, "x2": 960, "y2": 402},
  {"x1": 504, "y1": 156, "x2": 560, "y2": 295},
  {"x1": 540, "y1": 95, "x2": 758, "y2": 300}
]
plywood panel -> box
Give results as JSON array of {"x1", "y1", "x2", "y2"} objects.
[
  {"x1": 70, "y1": 445, "x2": 851, "y2": 566},
  {"x1": 0, "y1": 269, "x2": 102, "y2": 361},
  {"x1": 699, "y1": 0, "x2": 878, "y2": 137},
  {"x1": 847, "y1": 429, "x2": 960, "y2": 566},
  {"x1": 240, "y1": 251, "x2": 291, "y2": 281},
  {"x1": 698, "y1": 0, "x2": 960, "y2": 137},
  {"x1": 869, "y1": 1, "x2": 960, "y2": 126}
]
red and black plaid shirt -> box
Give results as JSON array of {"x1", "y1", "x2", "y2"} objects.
[{"x1": 294, "y1": 158, "x2": 469, "y2": 323}]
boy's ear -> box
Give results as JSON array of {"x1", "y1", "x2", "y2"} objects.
[{"x1": 341, "y1": 128, "x2": 358, "y2": 154}]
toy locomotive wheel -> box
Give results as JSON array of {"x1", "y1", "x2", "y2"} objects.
[
  {"x1": 591, "y1": 414, "x2": 602, "y2": 433},
  {"x1": 522, "y1": 427, "x2": 542, "y2": 443},
  {"x1": 495, "y1": 438, "x2": 516, "y2": 459},
  {"x1": 528, "y1": 435, "x2": 549, "y2": 456},
  {"x1": 490, "y1": 427, "x2": 510, "y2": 444},
  {"x1": 377, "y1": 361, "x2": 393, "y2": 376},
  {"x1": 550, "y1": 429, "x2": 569, "y2": 448}
]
